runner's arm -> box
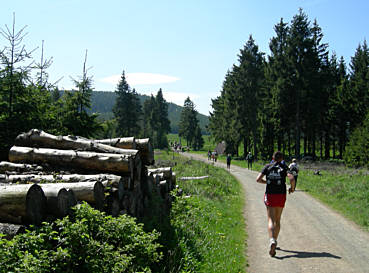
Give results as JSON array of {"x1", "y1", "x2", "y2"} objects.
[
  {"x1": 256, "y1": 173, "x2": 266, "y2": 184},
  {"x1": 287, "y1": 173, "x2": 295, "y2": 193}
]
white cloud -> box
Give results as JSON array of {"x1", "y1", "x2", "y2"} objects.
[{"x1": 99, "y1": 72, "x2": 179, "y2": 86}]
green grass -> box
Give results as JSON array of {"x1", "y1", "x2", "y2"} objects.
[
  {"x1": 155, "y1": 150, "x2": 247, "y2": 273},
  {"x1": 297, "y1": 168, "x2": 369, "y2": 231}
]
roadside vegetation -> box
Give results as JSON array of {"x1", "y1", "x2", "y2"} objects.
[
  {"x1": 153, "y1": 150, "x2": 247, "y2": 273},
  {"x1": 296, "y1": 165, "x2": 369, "y2": 231}
]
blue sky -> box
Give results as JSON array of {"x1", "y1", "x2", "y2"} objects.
[{"x1": 1, "y1": 0, "x2": 368, "y2": 115}]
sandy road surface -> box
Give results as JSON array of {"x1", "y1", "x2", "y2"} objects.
[{"x1": 182, "y1": 153, "x2": 369, "y2": 273}]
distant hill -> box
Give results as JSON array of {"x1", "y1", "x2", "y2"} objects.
[{"x1": 89, "y1": 91, "x2": 209, "y2": 134}]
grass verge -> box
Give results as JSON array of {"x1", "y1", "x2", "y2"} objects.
[
  {"x1": 296, "y1": 168, "x2": 369, "y2": 231},
  {"x1": 154, "y1": 150, "x2": 247, "y2": 273}
]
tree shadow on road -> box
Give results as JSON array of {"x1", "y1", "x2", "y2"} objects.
[{"x1": 274, "y1": 248, "x2": 341, "y2": 260}]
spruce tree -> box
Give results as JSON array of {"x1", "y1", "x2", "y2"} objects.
[
  {"x1": 143, "y1": 95, "x2": 156, "y2": 139},
  {"x1": 233, "y1": 35, "x2": 264, "y2": 158},
  {"x1": 154, "y1": 89, "x2": 170, "y2": 148},
  {"x1": 179, "y1": 97, "x2": 200, "y2": 148},
  {"x1": 349, "y1": 40, "x2": 369, "y2": 129},
  {"x1": 113, "y1": 71, "x2": 142, "y2": 137}
]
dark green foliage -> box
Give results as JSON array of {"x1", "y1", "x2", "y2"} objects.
[
  {"x1": 142, "y1": 89, "x2": 171, "y2": 148},
  {"x1": 208, "y1": 8, "x2": 369, "y2": 166},
  {"x1": 179, "y1": 97, "x2": 204, "y2": 150},
  {"x1": 0, "y1": 203, "x2": 162, "y2": 272},
  {"x1": 89, "y1": 91, "x2": 209, "y2": 134},
  {"x1": 344, "y1": 111, "x2": 369, "y2": 167},
  {"x1": 58, "y1": 52, "x2": 101, "y2": 137},
  {"x1": 113, "y1": 71, "x2": 142, "y2": 137}
]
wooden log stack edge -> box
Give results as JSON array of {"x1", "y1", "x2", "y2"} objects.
[{"x1": 0, "y1": 129, "x2": 175, "y2": 234}]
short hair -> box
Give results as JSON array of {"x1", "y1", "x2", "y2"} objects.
[{"x1": 273, "y1": 151, "x2": 284, "y2": 162}]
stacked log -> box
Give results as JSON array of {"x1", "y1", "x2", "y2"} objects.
[{"x1": 0, "y1": 129, "x2": 174, "y2": 235}]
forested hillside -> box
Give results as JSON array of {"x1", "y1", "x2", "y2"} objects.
[{"x1": 90, "y1": 91, "x2": 209, "y2": 134}]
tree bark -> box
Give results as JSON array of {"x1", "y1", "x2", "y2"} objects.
[
  {"x1": 0, "y1": 173, "x2": 123, "y2": 184},
  {"x1": 41, "y1": 187, "x2": 77, "y2": 218},
  {"x1": 95, "y1": 137, "x2": 136, "y2": 149},
  {"x1": 15, "y1": 129, "x2": 139, "y2": 157},
  {"x1": 0, "y1": 184, "x2": 47, "y2": 225},
  {"x1": 97, "y1": 137, "x2": 154, "y2": 165},
  {"x1": 9, "y1": 146, "x2": 134, "y2": 178},
  {"x1": 148, "y1": 167, "x2": 172, "y2": 179},
  {"x1": 0, "y1": 223, "x2": 25, "y2": 239},
  {"x1": 39, "y1": 181, "x2": 105, "y2": 211},
  {"x1": 135, "y1": 138, "x2": 154, "y2": 165},
  {"x1": 0, "y1": 161, "x2": 43, "y2": 173}
]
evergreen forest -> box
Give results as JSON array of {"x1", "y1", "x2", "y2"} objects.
[{"x1": 208, "y1": 9, "x2": 369, "y2": 167}]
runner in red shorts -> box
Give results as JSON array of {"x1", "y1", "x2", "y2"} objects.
[{"x1": 256, "y1": 151, "x2": 295, "y2": 257}]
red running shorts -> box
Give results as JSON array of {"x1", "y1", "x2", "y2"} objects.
[{"x1": 264, "y1": 193, "x2": 286, "y2": 207}]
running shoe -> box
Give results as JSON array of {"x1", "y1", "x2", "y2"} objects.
[{"x1": 269, "y1": 238, "x2": 277, "y2": 257}]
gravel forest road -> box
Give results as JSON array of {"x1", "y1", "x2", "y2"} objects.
[{"x1": 182, "y1": 153, "x2": 369, "y2": 273}]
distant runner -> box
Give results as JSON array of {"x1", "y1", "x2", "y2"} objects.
[
  {"x1": 288, "y1": 158, "x2": 299, "y2": 187},
  {"x1": 226, "y1": 154, "x2": 232, "y2": 170},
  {"x1": 246, "y1": 152, "x2": 253, "y2": 169},
  {"x1": 256, "y1": 151, "x2": 295, "y2": 257}
]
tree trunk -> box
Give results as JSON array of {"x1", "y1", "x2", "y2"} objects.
[
  {"x1": 41, "y1": 187, "x2": 77, "y2": 218},
  {"x1": 243, "y1": 137, "x2": 248, "y2": 157},
  {"x1": 9, "y1": 146, "x2": 134, "y2": 178},
  {"x1": 0, "y1": 161, "x2": 43, "y2": 173},
  {"x1": 0, "y1": 223, "x2": 25, "y2": 239},
  {"x1": 0, "y1": 184, "x2": 47, "y2": 225},
  {"x1": 39, "y1": 181, "x2": 106, "y2": 211},
  {"x1": 96, "y1": 137, "x2": 136, "y2": 149},
  {"x1": 136, "y1": 138, "x2": 154, "y2": 165},
  {"x1": 148, "y1": 167, "x2": 172, "y2": 180},
  {"x1": 0, "y1": 173, "x2": 123, "y2": 184},
  {"x1": 15, "y1": 129, "x2": 139, "y2": 157},
  {"x1": 97, "y1": 137, "x2": 153, "y2": 165}
]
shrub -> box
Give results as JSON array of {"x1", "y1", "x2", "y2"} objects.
[
  {"x1": 344, "y1": 111, "x2": 369, "y2": 168},
  {"x1": 0, "y1": 203, "x2": 162, "y2": 272}
]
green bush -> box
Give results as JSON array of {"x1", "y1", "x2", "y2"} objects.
[{"x1": 0, "y1": 203, "x2": 162, "y2": 273}]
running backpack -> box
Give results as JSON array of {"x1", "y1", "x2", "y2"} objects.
[{"x1": 266, "y1": 164, "x2": 284, "y2": 186}]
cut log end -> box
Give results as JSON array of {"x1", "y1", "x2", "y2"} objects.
[
  {"x1": 26, "y1": 184, "x2": 47, "y2": 225},
  {"x1": 93, "y1": 181, "x2": 105, "y2": 211}
]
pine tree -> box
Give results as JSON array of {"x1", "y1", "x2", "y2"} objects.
[
  {"x1": 264, "y1": 18, "x2": 292, "y2": 156},
  {"x1": 113, "y1": 70, "x2": 142, "y2": 137},
  {"x1": 179, "y1": 97, "x2": 200, "y2": 148},
  {"x1": 349, "y1": 40, "x2": 369, "y2": 129},
  {"x1": 233, "y1": 35, "x2": 264, "y2": 158},
  {"x1": 154, "y1": 89, "x2": 170, "y2": 148},
  {"x1": 143, "y1": 95, "x2": 156, "y2": 139}
]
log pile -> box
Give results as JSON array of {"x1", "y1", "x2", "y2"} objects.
[{"x1": 0, "y1": 129, "x2": 176, "y2": 238}]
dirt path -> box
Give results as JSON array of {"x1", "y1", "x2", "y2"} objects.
[{"x1": 182, "y1": 153, "x2": 369, "y2": 273}]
